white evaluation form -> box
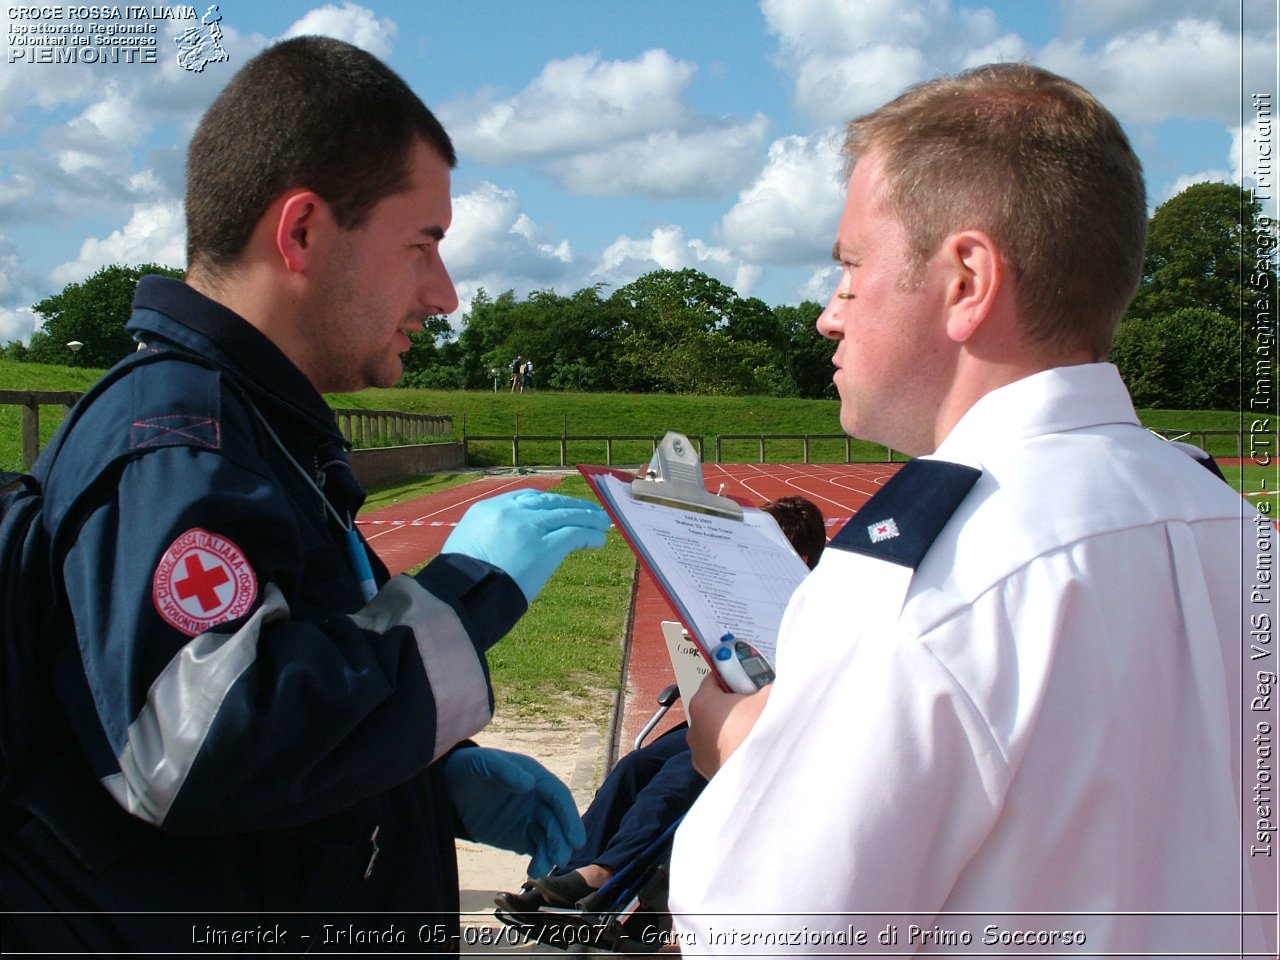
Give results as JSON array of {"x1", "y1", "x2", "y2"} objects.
[{"x1": 581, "y1": 468, "x2": 811, "y2": 665}]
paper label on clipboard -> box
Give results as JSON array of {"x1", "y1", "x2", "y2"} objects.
[{"x1": 661, "y1": 621, "x2": 711, "y2": 705}]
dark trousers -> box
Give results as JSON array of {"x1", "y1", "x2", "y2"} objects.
[{"x1": 561, "y1": 726, "x2": 704, "y2": 875}]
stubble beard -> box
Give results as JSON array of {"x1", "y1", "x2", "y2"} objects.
[{"x1": 308, "y1": 254, "x2": 405, "y2": 393}]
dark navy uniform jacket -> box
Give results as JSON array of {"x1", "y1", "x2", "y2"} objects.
[{"x1": 1, "y1": 277, "x2": 523, "y2": 953}]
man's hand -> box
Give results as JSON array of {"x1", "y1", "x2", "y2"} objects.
[
  {"x1": 442, "y1": 746, "x2": 585, "y2": 877},
  {"x1": 443, "y1": 490, "x2": 610, "y2": 603},
  {"x1": 686, "y1": 673, "x2": 772, "y2": 778}
]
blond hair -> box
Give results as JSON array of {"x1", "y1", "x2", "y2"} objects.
[{"x1": 845, "y1": 62, "x2": 1146, "y2": 358}]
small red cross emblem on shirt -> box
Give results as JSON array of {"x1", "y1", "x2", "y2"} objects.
[
  {"x1": 867, "y1": 517, "x2": 900, "y2": 543},
  {"x1": 175, "y1": 554, "x2": 231, "y2": 612}
]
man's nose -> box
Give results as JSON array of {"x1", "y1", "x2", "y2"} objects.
[
  {"x1": 423, "y1": 257, "x2": 459, "y2": 316},
  {"x1": 816, "y1": 299, "x2": 843, "y2": 339}
]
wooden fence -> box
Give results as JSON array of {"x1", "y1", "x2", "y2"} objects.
[
  {"x1": 460, "y1": 431, "x2": 898, "y2": 467},
  {"x1": 2, "y1": 391, "x2": 452, "y2": 471},
  {"x1": 332, "y1": 408, "x2": 452, "y2": 447},
  {"x1": 463, "y1": 433, "x2": 707, "y2": 468},
  {"x1": 0, "y1": 390, "x2": 81, "y2": 471},
  {"x1": 462, "y1": 428, "x2": 1249, "y2": 468}
]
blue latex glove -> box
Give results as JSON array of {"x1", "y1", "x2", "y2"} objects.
[
  {"x1": 443, "y1": 746, "x2": 586, "y2": 877},
  {"x1": 443, "y1": 490, "x2": 610, "y2": 603}
]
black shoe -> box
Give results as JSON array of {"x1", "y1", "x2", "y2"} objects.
[
  {"x1": 529, "y1": 870, "x2": 596, "y2": 908},
  {"x1": 493, "y1": 883, "x2": 546, "y2": 915}
]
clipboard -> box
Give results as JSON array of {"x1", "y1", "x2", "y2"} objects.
[{"x1": 578, "y1": 432, "x2": 810, "y2": 691}]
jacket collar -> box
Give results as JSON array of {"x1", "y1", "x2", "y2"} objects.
[{"x1": 127, "y1": 275, "x2": 342, "y2": 440}]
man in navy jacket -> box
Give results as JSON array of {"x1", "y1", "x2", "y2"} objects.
[{"x1": 0, "y1": 36, "x2": 609, "y2": 953}]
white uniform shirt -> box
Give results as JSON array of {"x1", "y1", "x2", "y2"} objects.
[{"x1": 669, "y1": 364, "x2": 1272, "y2": 956}]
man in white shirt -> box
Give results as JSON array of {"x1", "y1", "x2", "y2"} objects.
[{"x1": 668, "y1": 62, "x2": 1273, "y2": 957}]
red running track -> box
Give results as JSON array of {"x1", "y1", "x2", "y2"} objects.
[
  {"x1": 356, "y1": 464, "x2": 904, "y2": 762},
  {"x1": 358, "y1": 474, "x2": 566, "y2": 576}
]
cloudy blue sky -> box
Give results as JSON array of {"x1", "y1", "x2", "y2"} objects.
[{"x1": 0, "y1": 0, "x2": 1275, "y2": 348}]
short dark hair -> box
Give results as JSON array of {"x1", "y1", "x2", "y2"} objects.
[
  {"x1": 763, "y1": 496, "x2": 826, "y2": 570},
  {"x1": 845, "y1": 62, "x2": 1147, "y2": 358},
  {"x1": 185, "y1": 36, "x2": 456, "y2": 277}
]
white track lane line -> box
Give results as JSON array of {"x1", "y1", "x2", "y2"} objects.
[{"x1": 358, "y1": 476, "x2": 544, "y2": 541}]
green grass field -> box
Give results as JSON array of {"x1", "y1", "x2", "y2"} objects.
[{"x1": 0, "y1": 357, "x2": 1257, "y2": 470}]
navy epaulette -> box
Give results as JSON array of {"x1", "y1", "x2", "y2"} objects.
[{"x1": 830, "y1": 459, "x2": 981, "y2": 569}]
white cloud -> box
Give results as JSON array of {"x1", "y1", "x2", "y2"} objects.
[
  {"x1": 1235, "y1": 116, "x2": 1276, "y2": 195},
  {"x1": 444, "y1": 182, "x2": 575, "y2": 297},
  {"x1": 761, "y1": 0, "x2": 945, "y2": 54},
  {"x1": 50, "y1": 201, "x2": 186, "y2": 287},
  {"x1": 1161, "y1": 170, "x2": 1234, "y2": 204},
  {"x1": 0, "y1": 306, "x2": 37, "y2": 346},
  {"x1": 590, "y1": 225, "x2": 752, "y2": 294},
  {"x1": 0, "y1": 169, "x2": 35, "y2": 209},
  {"x1": 281, "y1": 1, "x2": 397, "y2": 60},
  {"x1": 0, "y1": 6, "x2": 100, "y2": 132},
  {"x1": 444, "y1": 49, "x2": 698, "y2": 165},
  {"x1": 761, "y1": 0, "x2": 1025, "y2": 126},
  {"x1": 0, "y1": 238, "x2": 25, "y2": 300},
  {"x1": 0, "y1": 236, "x2": 39, "y2": 344},
  {"x1": 756, "y1": 0, "x2": 1264, "y2": 280},
  {"x1": 443, "y1": 47, "x2": 771, "y2": 200},
  {"x1": 0, "y1": 13, "x2": 253, "y2": 263},
  {"x1": 1040, "y1": 19, "x2": 1259, "y2": 125},
  {"x1": 46, "y1": 86, "x2": 158, "y2": 179},
  {"x1": 799, "y1": 264, "x2": 840, "y2": 305},
  {"x1": 79, "y1": 86, "x2": 151, "y2": 147},
  {"x1": 791, "y1": 44, "x2": 933, "y2": 126},
  {"x1": 959, "y1": 32, "x2": 1032, "y2": 70},
  {"x1": 1059, "y1": 0, "x2": 1239, "y2": 38},
  {"x1": 547, "y1": 116, "x2": 770, "y2": 197},
  {"x1": 444, "y1": 179, "x2": 766, "y2": 312},
  {"x1": 718, "y1": 131, "x2": 846, "y2": 265}
]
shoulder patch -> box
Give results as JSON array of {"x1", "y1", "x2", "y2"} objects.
[
  {"x1": 830, "y1": 459, "x2": 981, "y2": 569},
  {"x1": 131, "y1": 414, "x2": 221, "y2": 451},
  {"x1": 153, "y1": 528, "x2": 258, "y2": 637}
]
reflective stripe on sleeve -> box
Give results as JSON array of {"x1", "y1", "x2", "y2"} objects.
[
  {"x1": 348, "y1": 574, "x2": 492, "y2": 761},
  {"x1": 104, "y1": 583, "x2": 290, "y2": 825}
]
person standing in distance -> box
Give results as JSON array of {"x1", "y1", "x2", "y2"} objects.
[
  {"x1": 0, "y1": 36, "x2": 609, "y2": 954},
  {"x1": 669, "y1": 62, "x2": 1268, "y2": 956}
]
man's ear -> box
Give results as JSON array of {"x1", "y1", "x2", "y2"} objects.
[
  {"x1": 274, "y1": 190, "x2": 332, "y2": 275},
  {"x1": 942, "y1": 230, "x2": 1003, "y2": 344}
]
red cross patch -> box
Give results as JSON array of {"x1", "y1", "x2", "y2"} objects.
[{"x1": 153, "y1": 528, "x2": 258, "y2": 637}]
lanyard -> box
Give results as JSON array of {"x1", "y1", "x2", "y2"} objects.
[
  {"x1": 345, "y1": 528, "x2": 378, "y2": 604},
  {"x1": 250, "y1": 404, "x2": 379, "y2": 604}
]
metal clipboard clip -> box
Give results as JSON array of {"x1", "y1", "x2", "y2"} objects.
[{"x1": 630, "y1": 431, "x2": 744, "y2": 522}]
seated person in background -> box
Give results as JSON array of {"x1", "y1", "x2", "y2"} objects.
[{"x1": 495, "y1": 495, "x2": 826, "y2": 910}]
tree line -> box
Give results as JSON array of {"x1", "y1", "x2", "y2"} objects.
[{"x1": 4, "y1": 182, "x2": 1273, "y2": 410}]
